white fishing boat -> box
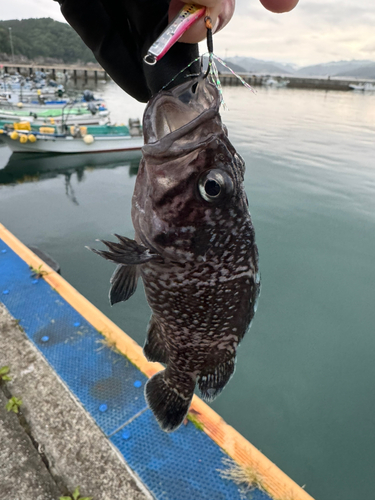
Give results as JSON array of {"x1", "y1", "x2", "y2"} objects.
[
  {"x1": 1, "y1": 99, "x2": 93, "y2": 111},
  {"x1": 0, "y1": 82, "x2": 63, "y2": 98},
  {"x1": 35, "y1": 114, "x2": 110, "y2": 127},
  {"x1": 0, "y1": 107, "x2": 110, "y2": 126},
  {"x1": 1, "y1": 101, "x2": 107, "y2": 116},
  {"x1": 11, "y1": 88, "x2": 63, "y2": 98},
  {"x1": 348, "y1": 82, "x2": 375, "y2": 92},
  {"x1": 2, "y1": 90, "x2": 104, "y2": 112},
  {"x1": 262, "y1": 77, "x2": 289, "y2": 88},
  {"x1": 0, "y1": 122, "x2": 143, "y2": 154}
]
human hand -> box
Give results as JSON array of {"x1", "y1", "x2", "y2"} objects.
[
  {"x1": 170, "y1": 0, "x2": 300, "y2": 44},
  {"x1": 259, "y1": 0, "x2": 299, "y2": 13}
]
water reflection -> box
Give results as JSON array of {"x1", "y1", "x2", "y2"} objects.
[
  {"x1": 64, "y1": 172, "x2": 79, "y2": 205},
  {"x1": 0, "y1": 150, "x2": 141, "y2": 187}
]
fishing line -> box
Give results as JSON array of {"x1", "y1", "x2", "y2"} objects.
[
  {"x1": 160, "y1": 14, "x2": 256, "y2": 105},
  {"x1": 203, "y1": 15, "x2": 226, "y2": 108},
  {"x1": 203, "y1": 15, "x2": 255, "y2": 108},
  {"x1": 160, "y1": 55, "x2": 202, "y2": 91}
]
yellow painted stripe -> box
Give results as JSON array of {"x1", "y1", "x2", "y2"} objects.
[{"x1": 0, "y1": 223, "x2": 314, "y2": 500}]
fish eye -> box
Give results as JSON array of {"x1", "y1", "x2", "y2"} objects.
[
  {"x1": 205, "y1": 179, "x2": 221, "y2": 197},
  {"x1": 198, "y1": 170, "x2": 233, "y2": 202}
]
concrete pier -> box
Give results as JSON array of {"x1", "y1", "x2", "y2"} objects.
[
  {"x1": 2, "y1": 61, "x2": 374, "y2": 90},
  {"x1": 218, "y1": 73, "x2": 375, "y2": 91},
  {"x1": 3, "y1": 60, "x2": 374, "y2": 91},
  {"x1": 0, "y1": 62, "x2": 108, "y2": 81}
]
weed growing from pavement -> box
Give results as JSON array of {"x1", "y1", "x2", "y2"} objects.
[
  {"x1": 6, "y1": 396, "x2": 22, "y2": 413},
  {"x1": 1, "y1": 367, "x2": 23, "y2": 414},
  {"x1": 219, "y1": 457, "x2": 265, "y2": 495},
  {"x1": 0, "y1": 366, "x2": 11, "y2": 382},
  {"x1": 29, "y1": 264, "x2": 49, "y2": 279},
  {"x1": 219, "y1": 457, "x2": 300, "y2": 500},
  {"x1": 96, "y1": 336, "x2": 120, "y2": 354},
  {"x1": 59, "y1": 486, "x2": 93, "y2": 500}
]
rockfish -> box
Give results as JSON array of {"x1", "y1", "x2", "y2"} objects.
[{"x1": 92, "y1": 75, "x2": 260, "y2": 432}]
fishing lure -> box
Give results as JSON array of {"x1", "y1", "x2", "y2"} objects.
[{"x1": 144, "y1": 4, "x2": 205, "y2": 65}]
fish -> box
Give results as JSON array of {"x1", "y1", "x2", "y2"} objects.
[{"x1": 90, "y1": 74, "x2": 260, "y2": 432}]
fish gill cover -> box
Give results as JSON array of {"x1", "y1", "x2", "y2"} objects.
[{"x1": 91, "y1": 74, "x2": 260, "y2": 432}]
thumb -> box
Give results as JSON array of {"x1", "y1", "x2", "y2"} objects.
[
  {"x1": 259, "y1": 0, "x2": 299, "y2": 13},
  {"x1": 169, "y1": 0, "x2": 235, "y2": 44}
]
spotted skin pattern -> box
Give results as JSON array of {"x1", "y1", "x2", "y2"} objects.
[
  {"x1": 141, "y1": 209, "x2": 259, "y2": 397},
  {"x1": 94, "y1": 76, "x2": 260, "y2": 431}
]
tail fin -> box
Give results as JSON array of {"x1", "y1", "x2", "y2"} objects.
[{"x1": 145, "y1": 370, "x2": 194, "y2": 432}]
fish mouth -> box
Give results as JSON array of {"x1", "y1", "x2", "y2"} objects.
[{"x1": 143, "y1": 76, "x2": 220, "y2": 147}]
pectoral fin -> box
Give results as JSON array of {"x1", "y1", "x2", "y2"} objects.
[
  {"x1": 109, "y1": 264, "x2": 139, "y2": 305},
  {"x1": 88, "y1": 234, "x2": 157, "y2": 265}
]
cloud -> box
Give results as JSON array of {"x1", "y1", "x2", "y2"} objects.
[
  {"x1": 210, "y1": 0, "x2": 375, "y2": 65},
  {"x1": 361, "y1": 42, "x2": 375, "y2": 54},
  {"x1": 297, "y1": 0, "x2": 375, "y2": 27},
  {"x1": 0, "y1": 0, "x2": 65, "y2": 23},
  {"x1": 2, "y1": 0, "x2": 375, "y2": 66}
]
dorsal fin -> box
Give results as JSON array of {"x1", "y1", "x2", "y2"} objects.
[{"x1": 87, "y1": 234, "x2": 157, "y2": 265}]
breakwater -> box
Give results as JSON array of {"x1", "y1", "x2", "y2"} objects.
[
  {"x1": 220, "y1": 73, "x2": 375, "y2": 91},
  {"x1": 0, "y1": 62, "x2": 108, "y2": 82},
  {"x1": 2, "y1": 61, "x2": 374, "y2": 91}
]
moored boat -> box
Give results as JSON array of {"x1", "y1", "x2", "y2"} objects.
[
  {"x1": 348, "y1": 82, "x2": 375, "y2": 92},
  {"x1": 1, "y1": 89, "x2": 105, "y2": 112},
  {"x1": 0, "y1": 99, "x2": 106, "y2": 113},
  {"x1": 0, "y1": 106, "x2": 110, "y2": 126},
  {"x1": 262, "y1": 77, "x2": 290, "y2": 87},
  {"x1": 0, "y1": 121, "x2": 143, "y2": 154}
]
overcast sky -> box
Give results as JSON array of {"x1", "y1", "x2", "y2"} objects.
[{"x1": 1, "y1": 0, "x2": 374, "y2": 66}]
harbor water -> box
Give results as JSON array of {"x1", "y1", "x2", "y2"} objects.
[{"x1": 1, "y1": 81, "x2": 374, "y2": 500}]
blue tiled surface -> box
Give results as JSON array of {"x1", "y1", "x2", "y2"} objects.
[
  {"x1": 0, "y1": 239, "x2": 272, "y2": 500},
  {"x1": 111, "y1": 410, "x2": 271, "y2": 500},
  {"x1": 0, "y1": 241, "x2": 147, "y2": 435}
]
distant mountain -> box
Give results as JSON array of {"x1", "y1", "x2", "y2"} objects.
[
  {"x1": 202, "y1": 56, "x2": 246, "y2": 74},
  {"x1": 295, "y1": 60, "x2": 375, "y2": 78},
  {"x1": 335, "y1": 63, "x2": 375, "y2": 80},
  {"x1": 225, "y1": 56, "x2": 294, "y2": 75},
  {"x1": 0, "y1": 18, "x2": 96, "y2": 64},
  {"x1": 220, "y1": 57, "x2": 375, "y2": 79},
  {"x1": 220, "y1": 61, "x2": 247, "y2": 74}
]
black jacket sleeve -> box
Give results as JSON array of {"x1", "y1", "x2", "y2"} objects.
[{"x1": 55, "y1": 0, "x2": 200, "y2": 102}]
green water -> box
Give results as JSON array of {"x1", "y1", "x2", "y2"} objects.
[{"x1": 1, "y1": 82, "x2": 374, "y2": 500}]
